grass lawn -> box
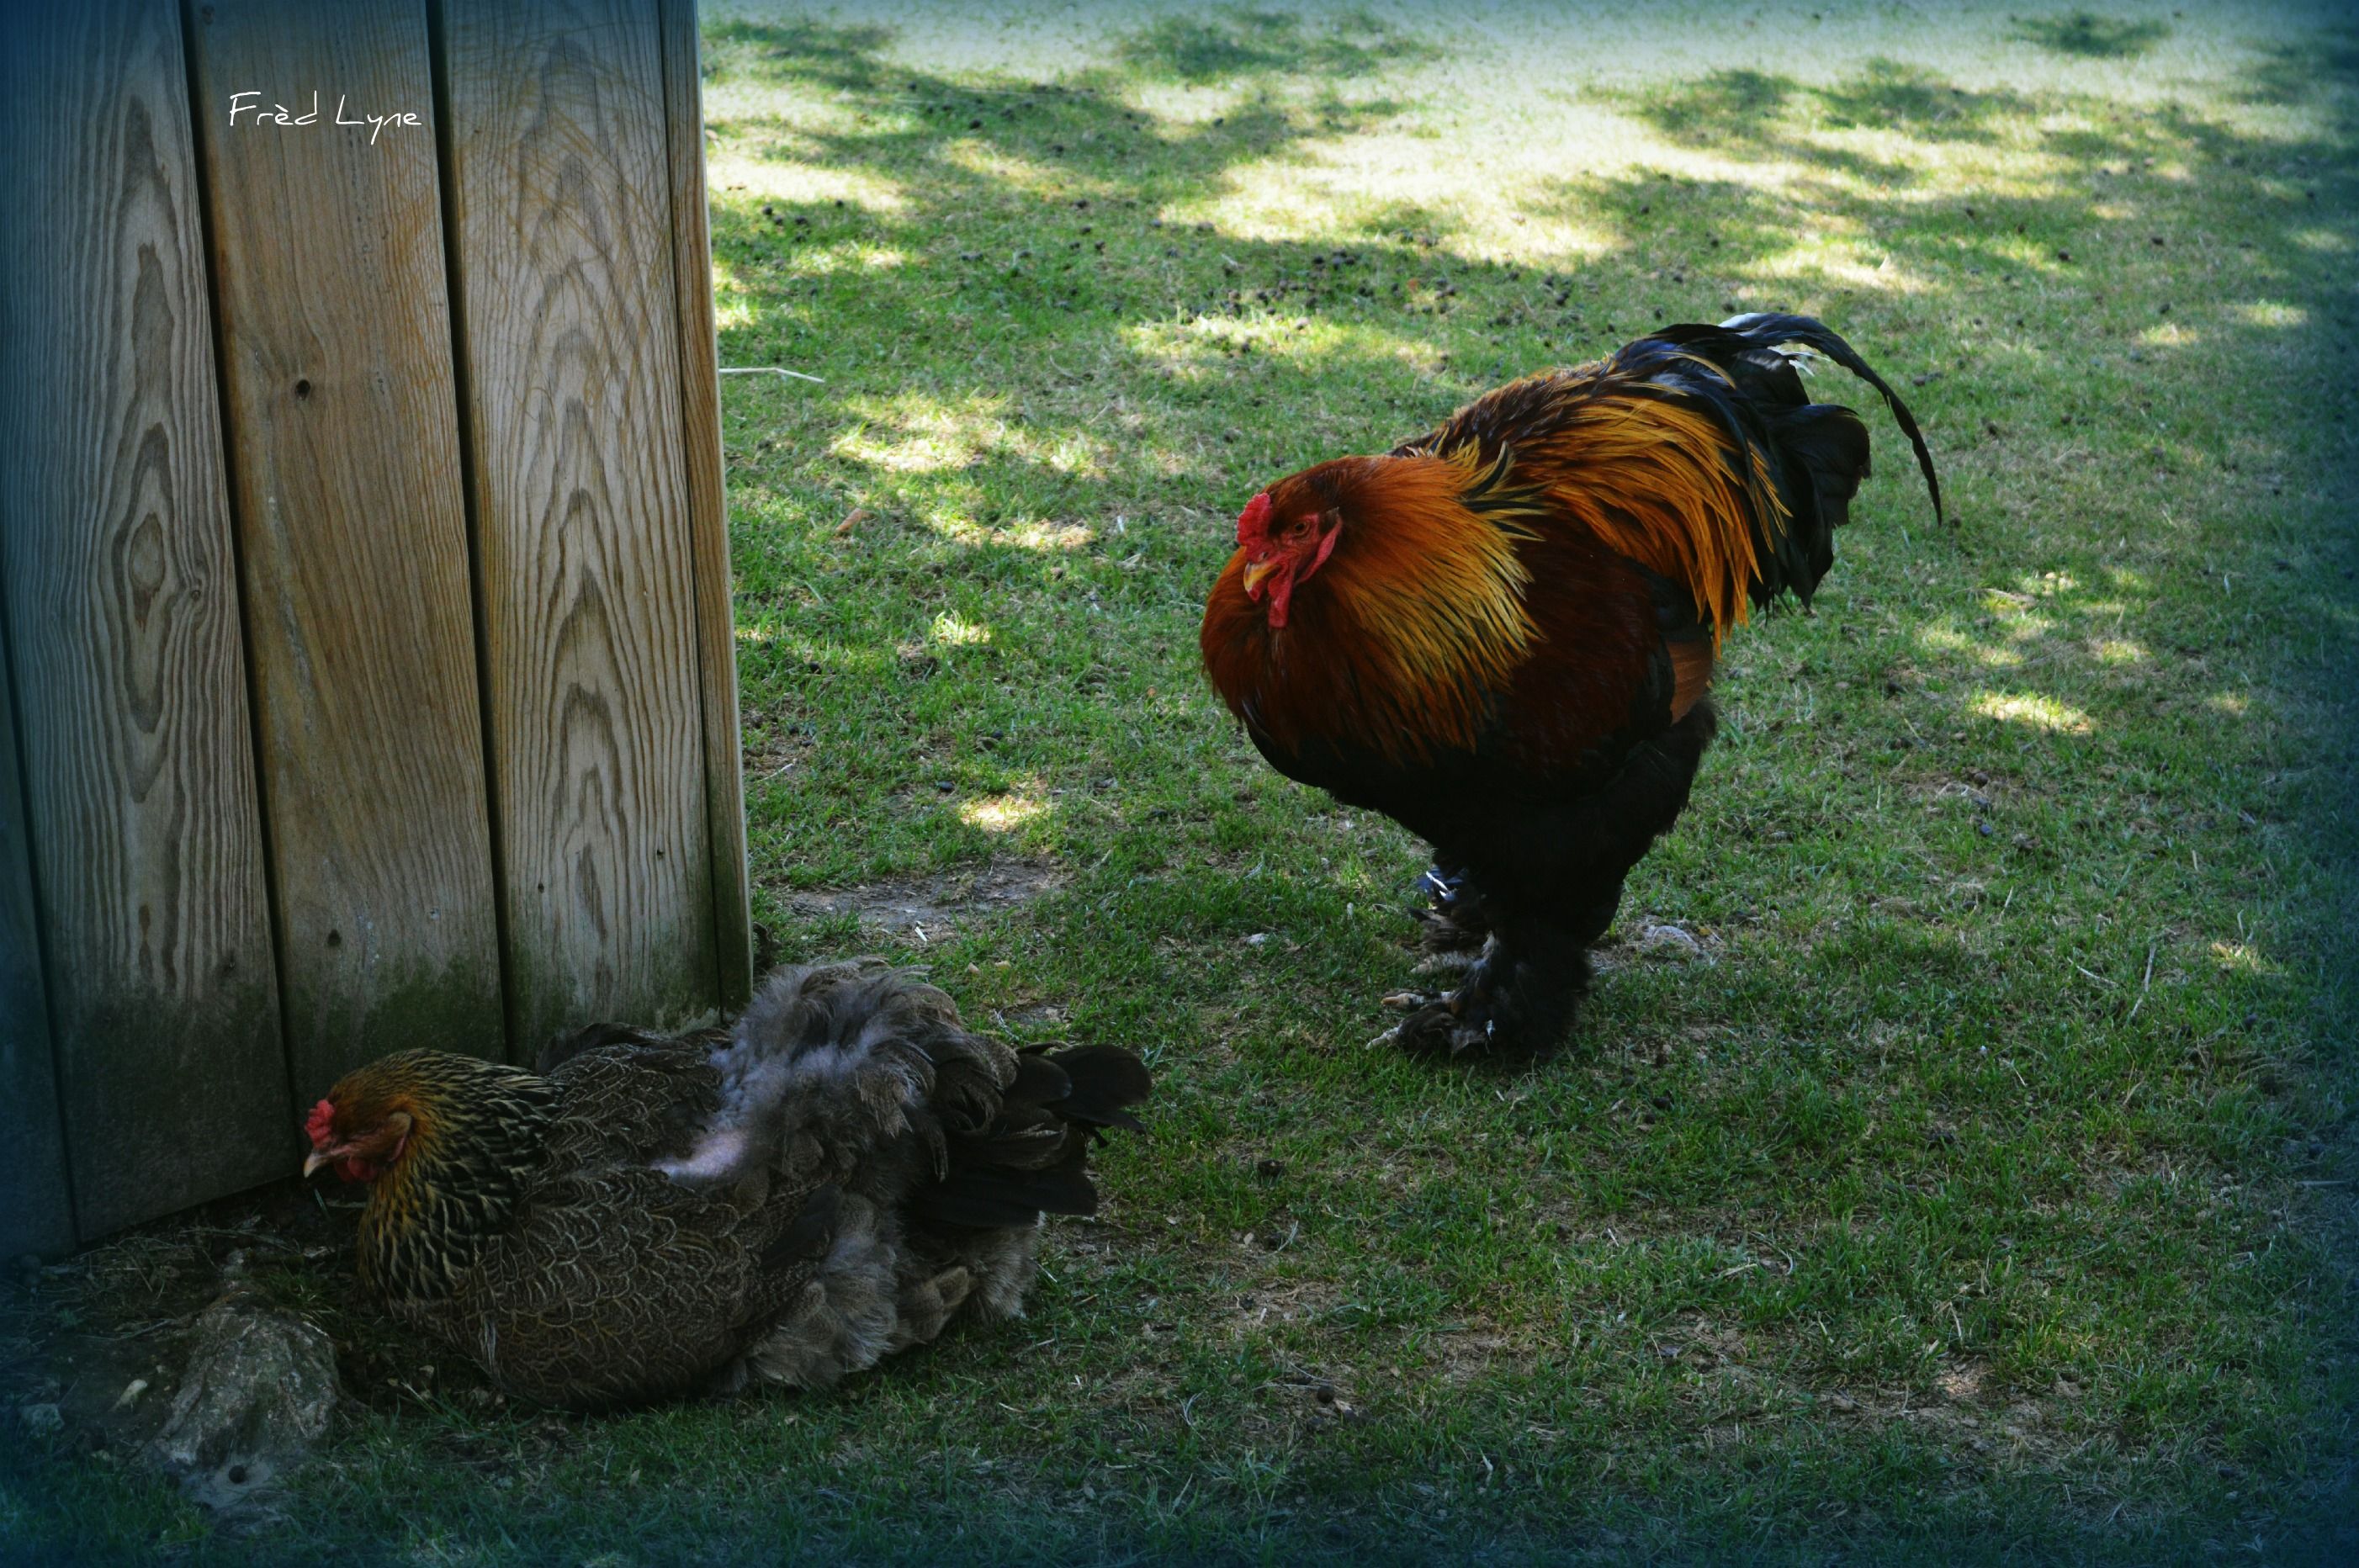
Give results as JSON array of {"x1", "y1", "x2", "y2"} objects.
[{"x1": 6, "y1": 2, "x2": 2356, "y2": 1562}]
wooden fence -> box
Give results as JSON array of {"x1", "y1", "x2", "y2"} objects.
[{"x1": 0, "y1": 0, "x2": 750, "y2": 1253}]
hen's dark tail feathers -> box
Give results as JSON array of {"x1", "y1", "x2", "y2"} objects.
[
  {"x1": 915, "y1": 1042, "x2": 1153, "y2": 1230},
  {"x1": 1641, "y1": 312, "x2": 1943, "y2": 607}
]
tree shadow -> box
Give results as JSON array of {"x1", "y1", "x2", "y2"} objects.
[
  {"x1": 2009, "y1": 12, "x2": 2171, "y2": 60},
  {"x1": 1615, "y1": 58, "x2": 2039, "y2": 188},
  {"x1": 2239, "y1": 27, "x2": 2359, "y2": 113},
  {"x1": 1116, "y1": 8, "x2": 1421, "y2": 83},
  {"x1": 1630, "y1": 68, "x2": 1796, "y2": 149},
  {"x1": 702, "y1": 16, "x2": 897, "y2": 90},
  {"x1": 1627, "y1": 56, "x2": 2038, "y2": 150},
  {"x1": 1813, "y1": 57, "x2": 2033, "y2": 143}
]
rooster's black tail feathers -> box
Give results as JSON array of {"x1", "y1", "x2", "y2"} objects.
[
  {"x1": 1628, "y1": 312, "x2": 1943, "y2": 607},
  {"x1": 1710, "y1": 312, "x2": 1944, "y2": 525}
]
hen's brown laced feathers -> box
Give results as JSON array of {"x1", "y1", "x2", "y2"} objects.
[
  {"x1": 315, "y1": 962, "x2": 1149, "y2": 1408},
  {"x1": 330, "y1": 1052, "x2": 561, "y2": 1303}
]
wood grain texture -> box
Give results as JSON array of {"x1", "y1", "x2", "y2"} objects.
[
  {"x1": 658, "y1": 0, "x2": 753, "y2": 1012},
  {"x1": 443, "y1": 0, "x2": 720, "y2": 1052},
  {"x1": 186, "y1": 0, "x2": 505, "y2": 1096},
  {"x1": 0, "y1": 644, "x2": 77, "y2": 1255},
  {"x1": 0, "y1": 0, "x2": 289, "y2": 1236}
]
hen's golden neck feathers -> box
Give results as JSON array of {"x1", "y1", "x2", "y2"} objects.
[
  {"x1": 326, "y1": 1051, "x2": 561, "y2": 1304},
  {"x1": 1203, "y1": 453, "x2": 1540, "y2": 762}
]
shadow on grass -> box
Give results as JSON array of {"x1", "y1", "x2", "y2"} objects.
[
  {"x1": 2240, "y1": 25, "x2": 2359, "y2": 113},
  {"x1": 2010, "y1": 11, "x2": 2171, "y2": 60},
  {"x1": 1117, "y1": 7, "x2": 1421, "y2": 83},
  {"x1": 1625, "y1": 58, "x2": 2042, "y2": 173}
]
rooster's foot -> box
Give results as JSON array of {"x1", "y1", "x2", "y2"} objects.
[
  {"x1": 1371, "y1": 960, "x2": 1517, "y2": 1054},
  {"x1": 1373, "y1": 997, "x2": 1497, "y2": 1057},
  {"x1": 1374, "y1": 942, "x2": 1561, "y2": 1057}
]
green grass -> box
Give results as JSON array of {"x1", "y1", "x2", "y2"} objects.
[{"x1": 7, "y1": 3, "x2": 2356, "y2": 1562}]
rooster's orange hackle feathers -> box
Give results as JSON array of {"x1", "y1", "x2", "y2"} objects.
[{"x1": 1204, "y1": 454, "x2": 1540, "y2": 763}]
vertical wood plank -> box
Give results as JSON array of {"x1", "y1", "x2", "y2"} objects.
[
  {"x1": 0, "y1": 0, "x2": 289, "y2": 1235},
  {"x1": 0, "y1": 644, "x2": 77, "y2": 1256},
  {"x1": 658, "y1": 0, "x2": 753, "y2": 1010},
  {"x1": 185, "y1": 0, "x2": 505, "y2": 1095},
  {"x1": 441, "y1": 0, "x2": 720, "y2": 1051}
]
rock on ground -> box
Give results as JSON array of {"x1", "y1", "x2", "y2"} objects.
[{"x1": 146, "y1": 1286, "x2": 339, "y2": 1512}]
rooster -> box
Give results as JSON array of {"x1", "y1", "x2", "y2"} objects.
[
  {"x1": 1201, "y1": 314, "x2": 1940, "y2": 1057},
  {"x1": 303, "y1": 961, "x2": 1150, "y2": 1408}
]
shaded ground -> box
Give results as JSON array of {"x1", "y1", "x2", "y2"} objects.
[{"x1": 4, "y1": 3, "x2": 2356, "y2": 1563}]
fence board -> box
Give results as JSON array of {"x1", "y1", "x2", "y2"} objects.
[
  {"x1": 658, "y1": 0, "x2": 753, "y2": 1012},
  {"x1": 0, "y1": 644, "x2": 76, "y2": 1256},
  {"x1": 0, "y1": 0, "x2": 289, "y2": 1236},
  {"x1": 185, "y1": 0, "x2": 505, "y2": 1094},
  {"x1": 443, "y1": 0, "x2": 721, "y2": 1051}
]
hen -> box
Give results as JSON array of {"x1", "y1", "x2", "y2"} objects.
[
  {"x1": 303, "y1": 961, "x2": 1150, "y2": 1408},
  {"x1": 1201, "y1": 314, "x2": 1941, "y2": 1057}
]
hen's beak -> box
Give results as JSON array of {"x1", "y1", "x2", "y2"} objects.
[
  {"x1": 302, "y1": 1148, "x2": 340, "y2": 1179},
  {"x1": 1240, "y1": 558, "x2": 1279, "y2": 599}
]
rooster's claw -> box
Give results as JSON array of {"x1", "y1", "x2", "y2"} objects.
[{"x1": 1378, "y1": 999, "x2": 1492, "y2": 1058}]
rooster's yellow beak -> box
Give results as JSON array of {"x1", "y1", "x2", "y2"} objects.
[
  {"x1": 302, "y1": 1148, "x2": 339, "y2": 1179},
  {"x1": 1240, "y1": 559, "x2": 1279, "y2": 598}
]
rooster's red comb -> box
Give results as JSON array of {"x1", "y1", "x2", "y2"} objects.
[
  {"x1": 304, "y1": 1098, "x2": 337, "y2": 1149},
  {"x1": 1237, "y1": 491, "x2": 1272, "y2": 548}
]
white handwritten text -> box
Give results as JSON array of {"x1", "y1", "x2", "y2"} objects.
[{"x1": 226, "y1": 91, "x2": 422, "y2": 147}]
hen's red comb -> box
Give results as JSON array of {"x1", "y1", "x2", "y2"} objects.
[
  {"x1": 1237, "y1": 491, "x2": 1272, "y2": 548},
  {"x1": 304, "y1": 1098, "x2": 337, "y2": 1149}
]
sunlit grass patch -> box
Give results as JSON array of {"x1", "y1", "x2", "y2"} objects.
[
  {"x1": 1971, "y1": 691, "x2": 2097, "y2": 734},
  {"x1": 960, "y1": 790, "x2": 1048, "y2": 832}
]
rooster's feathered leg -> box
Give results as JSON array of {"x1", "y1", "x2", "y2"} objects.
[
  {"x1": 1380, "y1": 702, "x2": 1720, "y2": 1058},
  {"x1": 1383, "y1": 901, "x2": 1604, "y2": 1057},
  {"x1": 1410, "y1": 858, "x2": 1492, "y2": 971}
]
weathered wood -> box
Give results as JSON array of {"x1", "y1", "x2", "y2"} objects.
[
  {"x1": 658, "y1": 0, "x2": 754, "y2": 1012},
  {"x1": 0, "y1": 642, "x2": 77, "y2": 1256},
  {"x1": 443, "y1": 0, "x2": 721, "y2": 1051},
  {"x1": 185, "y1": 0, "x2": 505, "y2": 1094},
  {"x1": 0, "y1": 0, "x2": 289, "y2": 1236}
]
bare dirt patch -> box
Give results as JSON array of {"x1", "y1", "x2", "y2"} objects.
[
  {"x1": 3, "y1": 1188, "x2": 490, "y2": 1431},
  {"x1": 780, "y1": 860, "x2": 1065, "y2": 941},
  {"x1": 1425, "y1": 1319, "x2": 1526, "y2": 1385},
  {"x1": 0, "y1": 1184, "x2": 499, "y2": 1522},
  {"x1": 1906, "y1": 769, "x2": 2012, "y2": 812},
  {"x1": 1818, "y1": 1359, "x2": 2075, "y2": 1466},
  {"x1": 1233, "y1": 1273, "x2": 1345, "y2": 1337}
]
